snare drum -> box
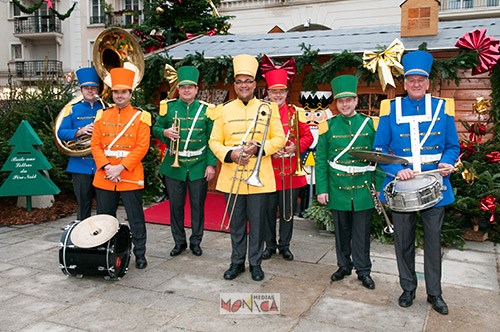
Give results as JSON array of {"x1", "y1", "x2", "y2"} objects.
[
  {"x1": 384, "y1": 174, "x2": 443, "y2": 212},
  {"x1": 59, "y1": 218, "x2": 131, "y2": 279}
]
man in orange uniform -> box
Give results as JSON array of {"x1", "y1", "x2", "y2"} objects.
[
  {"x1": 91, "y1": 67, "x2": 151, "y2": 270},
  {"x1": 261, "y1": 60, "x2": 313, "y2": 261}
]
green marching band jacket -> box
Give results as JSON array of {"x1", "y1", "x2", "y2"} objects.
[
  {"x1": 315, "y1": 112, "x2": 384, "y2": 211},
  {"x1": 152, "y1": 98, "x2": 218, "y2": 181}
]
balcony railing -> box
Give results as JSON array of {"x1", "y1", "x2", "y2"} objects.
[
  {"x1": 14, "y1": 15, "x2": 61, "y2": 34},
  {"x1": 15, "y1": 60, "x2": 63, "y2": 79},
  {"x1": 105, "y1": 10, "x2": 143, "y2": 28},
  {"x1": 90, "y1": 15, "x2": 106, "y2": 25},
  {"x1": 440, "y1": 0, "x2": 500, "y2": 11}
]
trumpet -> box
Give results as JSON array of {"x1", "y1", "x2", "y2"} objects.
[
  {"x1": 280, "y1": 107, "x2": 306, "y2": 222},
  {"x1": 221, "y1": 102, "x2": 273, "y2": 230},
  {"x1": 365, "y1": 181, "x2": 394, "y2": 234},
  {"x1": 170, "y1": 111, "x2": 181, "y2": 168}
]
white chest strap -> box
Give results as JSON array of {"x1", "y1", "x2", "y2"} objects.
[
  {"x1": 106, "y1": 111, "x2": 141, "y2": 155},
  {"x1": 183, "y1": 103, "x2": 205, "y2": 151}
]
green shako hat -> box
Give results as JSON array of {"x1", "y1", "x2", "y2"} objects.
[
  {"x1": 330, "y1": 75, "x2": 358, "y2": 99},
  {"x1": 177, "y1": 66, "x2": 199, "y2": 86}
]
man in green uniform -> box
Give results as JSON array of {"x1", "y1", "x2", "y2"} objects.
[
  {"x1": 315, "y1": 75, "x2": 382, "y2": 290},
  {"x1": 152, "y1": 66, "x2": 217, "y2": 257}
]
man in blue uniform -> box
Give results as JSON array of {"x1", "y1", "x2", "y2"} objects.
[
  {"x1": 57, "y1": 67, "x2": 103, "y2": 220},
  {"x1": 373, "y1": 51, "x2": 460, "y2": 315}
]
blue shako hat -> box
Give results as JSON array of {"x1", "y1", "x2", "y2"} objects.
[
  {"x1": 402, "y1": 50, "x2": 433, "y2": 77},
  {"x1": 75, "y1": 67, "x2": 99, "y2": 87}
]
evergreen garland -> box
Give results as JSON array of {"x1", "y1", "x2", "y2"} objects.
[
  {"x1": 12, "y1": 0, "x2": 44, "y2": 14},
  {"x1": 50, "y1": 2, "x2": 77, "y2": 21}
]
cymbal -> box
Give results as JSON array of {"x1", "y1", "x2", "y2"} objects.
[
  {"x1": 70, "y1": 214, "x2": 119, "y2": 248},
  {"x1": 348, "y1": 150, "x2": 409, "y2": 164}
]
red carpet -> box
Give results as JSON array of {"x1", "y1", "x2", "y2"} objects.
[{"x1": 144, "y1": 192, "x2": 230, "y2": 232}]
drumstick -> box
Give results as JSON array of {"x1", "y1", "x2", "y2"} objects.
[
  {"x1": 395, "y1": 166, "x2": 456, "y2": 180},
  {"x1": 104, "y1": 176, "x2": 144, "y2": 186}
]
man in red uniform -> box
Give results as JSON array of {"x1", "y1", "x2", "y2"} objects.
[
  {"x1": 91, "y1": 67, "x2": 151, "y2": 270},
  {"x1": 261, "y1": 58, "x2": 313, "y2": 261}
]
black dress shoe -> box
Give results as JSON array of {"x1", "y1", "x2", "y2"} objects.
[
  {"x1": 223, "y1": 263, "x2": 245, "y2": 280},
  {"x1": 280, "y1": 248, "x2": 294, "y2": 261},
  {"x1": 135, "y1": 256, "x2": 147, "y2": 269},
  {"x1": 261, "y1": 247, "x2": 276, "y2": 260},
  {"x1": 358, "y1": 275, "x2": 375, "y2": 290},
  {"x1": 427, "y1": 295, "x2": 449, "y2": 315},
  {"x1": 398, "y1": 290, "x2": 416, "y2": 308},
  {"x1": 170, "y1": 243, "x2": 187, "y2": 256},
  {"x1": 249, "y1": 265, "x2": 265, "y2": 281},
  {"x1": 330, "y1": 268, "x2": 352, "y2": 281},
  {"x1": 190, "y1": 244, "x2": 202, "y2": 256}
]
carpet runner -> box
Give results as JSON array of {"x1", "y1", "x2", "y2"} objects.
[{"x1": 144, "y1": 192, "x2": 230, "y2": 232}]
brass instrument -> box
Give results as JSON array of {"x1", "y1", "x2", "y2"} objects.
[
  {"x1": 365, "y1": 181, "x2": 394, "y2": 234},
  {"x1": 170, "y1": 111, "x2": 181, "y2": 168},
  {"x1": 54, "y1": 27, "x2": 144, "y2": 157},
  {"x1": 279, "y1": 107, "x2": 306, "y2": 222},
  {"x1": 221, "y1": 102, "x2": 273, "y2": 230}
]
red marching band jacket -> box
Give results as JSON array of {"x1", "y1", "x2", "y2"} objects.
[{"x1": 272, "y1": 103, "x2": 314, "y2": 190}]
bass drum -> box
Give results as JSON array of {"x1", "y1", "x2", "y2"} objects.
[{"x1": 59, "y1": 220, "x2": 131, "y2": 279}]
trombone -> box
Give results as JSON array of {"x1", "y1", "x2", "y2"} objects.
[
  {"x1": 280, "y1": 107, "x2": 306, "y2": 222},
  {"x1": 220, "y1": 102, "x2": 273, "y2": 230},
  {"x1": 170, "y1": 111, "x2": 181, "y2": 168}
]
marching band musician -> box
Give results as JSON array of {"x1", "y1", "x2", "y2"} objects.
[
  {"x1": 91, "y1": 68, "x2": 151, "y2": 270},
  {"x1": 316, "y1": 75, "x2": 383, "y2": 290},
  {"x1": 57, "y1": 67, "x2": 102, "y2": 221},
  {"x1": 209, "y1": 54, "x2": 286, "y2": 281},
  {"x1": 260, "y1": 58, "x2": 313, "y2": 261},
  {"x1": 152, "y1": 66, "x2": 217, "y2": 257},
  {"x1": 373, "y1": 51, "x2": 459, "y2": 314}
]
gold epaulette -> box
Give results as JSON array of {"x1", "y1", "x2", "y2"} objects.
[
  {"x1": 95, "y1": 109, "x2": 104, "y2": 121},
  {"x1": 379, "y1": 99, "x2": 394, "y2": 116},
  {"x1": 207, "y1": 103, "x2": 223, "y2": 120},
  {"x1": 62, "y1": 103, "x2": 73, "y2": 117},
  {"x1": 442, "y1": 98, "x2": 455, "y2": 116},
  {"x1": 139, "y1": 110, "x2": 152, "y2": 126}
]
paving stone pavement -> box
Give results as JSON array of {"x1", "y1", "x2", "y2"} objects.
[{"x1": 0, "y1": 206, "x2": 498, "y2": 332}]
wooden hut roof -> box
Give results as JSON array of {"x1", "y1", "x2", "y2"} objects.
[{"x1": 158, "y1": 18, "x2": 498, "y2": 59}]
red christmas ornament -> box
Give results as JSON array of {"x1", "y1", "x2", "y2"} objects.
[
  {"x1": 455, "y1": 29, "x2": 500, "y2": 75},
  {"x1": 480, "y1": 196, "x2": 497, "y2": 224},
  {"x1": 486, "y1": 151, "x2": 500, "y2": 163}
]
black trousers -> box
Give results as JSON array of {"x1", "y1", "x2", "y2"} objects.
[
  {"x1": 72, "y1": 173, "x2": 95, "y2": 221},
  {"x1": 393, "y1": 206, "x2": 445, "y2": 296},
  {"x1": 225, "y1": 193, "x2": 269, "y2": 266},
  {"x1": 95, "y1": 188, "x2": 147, "y2": 257},
  {"x1": 164, "y1": 175, "x2": 207, "y2": 246},
  {"x1": 264, "y1": 188, "x2": 300, "y2": 250},
  {"x1": 332, "y1": 208, "x2": 373, "y2": 277}
]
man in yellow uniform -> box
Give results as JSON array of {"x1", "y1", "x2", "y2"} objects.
[
  {"x1": 209, "y1": 54, "x2": 285, "y2": 281},
  {"x1": 91, "y1": 67, "x2": 151, "y2": 270}
]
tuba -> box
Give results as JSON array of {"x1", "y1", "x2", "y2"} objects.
[{"x1": 53, "y1": 27, "x2": 144, "y2": 157}]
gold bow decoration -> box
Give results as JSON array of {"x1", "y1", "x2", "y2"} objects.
[
  {"x1": 362, "y1": 38, "x2": 405, "y2": 92},
  {"x1": 472, "y1": 97, "x2": 491, "y2": 114},
  {"x1": 164, "y1": 64, "x2": 178, "y2": 99}
]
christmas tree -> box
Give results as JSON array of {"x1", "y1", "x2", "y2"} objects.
[{"x1": 0, "y1": 120, "x2": 60, "y2": 211}]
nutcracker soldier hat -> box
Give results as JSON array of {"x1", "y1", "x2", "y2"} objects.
[
  {"x1": 177, "y1": 66, "x2": 200, "y2": 86},
  {"x1": 264, "y1": 69, "x2": 288, "y2": 90},
  {"x1": 330, "y1": 75, "x2": 358, "y2": 99},
  {"x1": 402, "y1": 50, "x2": 433, "y2": 77},
  {"x1": 233, "y1": 54, "x2": 259, "y2": 78},
  {"x1": 75, "y1": 67, "x2": 99, "y2": 87},
  {"x1": 110, "y1": 68, "x2": 135, "y2": 91}
]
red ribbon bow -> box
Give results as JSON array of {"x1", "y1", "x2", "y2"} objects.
[
  {"x1": 260, "y1": 55, "x2": 296, "y2": 83},
  {"x1": 486, "y1": 151, "x2": 500, "y2": 163},
  {"x1": 480, "y1": 196, "x2": 497, "y2": 224},
  {"x1": 468, "y1": 123, "x2": 486, "y2": 143},
  {"x1": 455, "y1": 29, "x2": 500, "y2": 75}
]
